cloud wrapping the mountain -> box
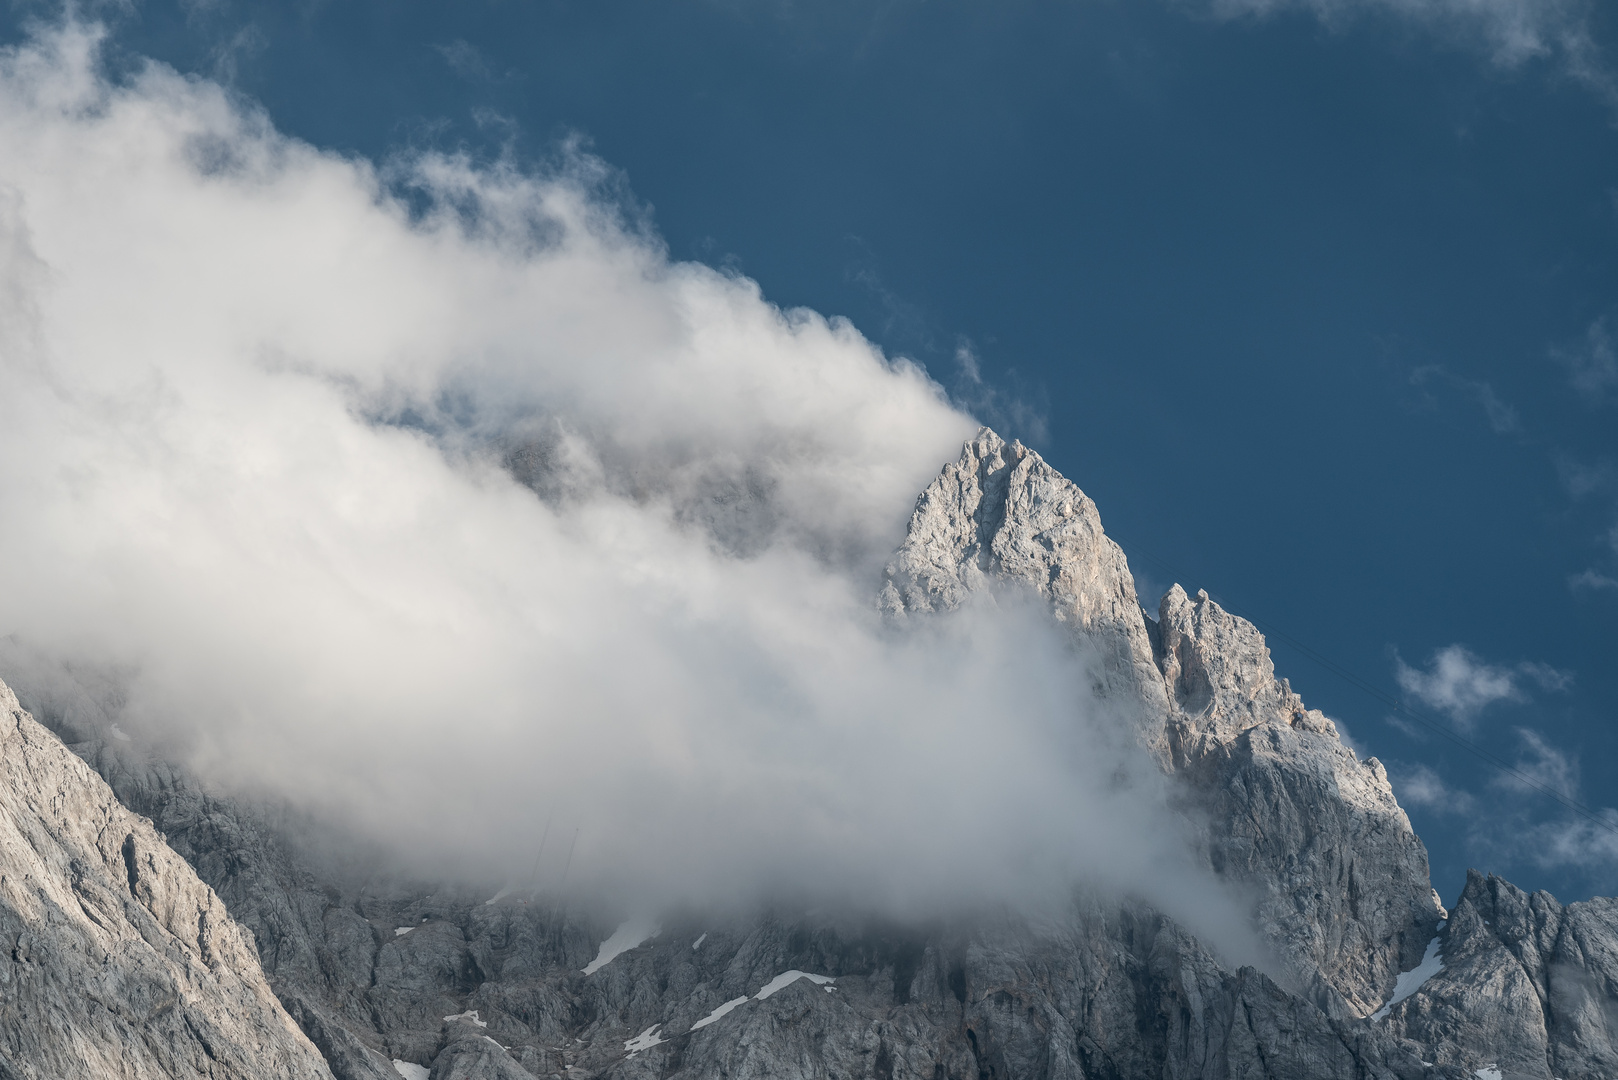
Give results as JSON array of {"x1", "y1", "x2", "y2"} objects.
[{"x1": 0, "y1": 22, "x2": 1263, "y2": 956}]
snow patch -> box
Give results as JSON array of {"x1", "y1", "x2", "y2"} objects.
[
  {"x1": 485, "y1": 886, "x2": 514, "y2": 906},
  {"x1": 443, "y1": 1010, "x2": 487, "y2": 1028},
  {"x1": 392, "y1": 1062, "x2": 429, "y2": 1080},
  {"x1": 394, "y1": 927, "x2": 413, "y2": 937},
  {"x1": 692, "y1": 933, "x2": 707, "y2": 950},
  {"x1": 1474, "y1": 1067, "x2": 1502, "y2": 1080},
  {"x1": 1372, "y1": 930, "x2": 1445, "y2": 1021},
  {"x1": 583, "y1": 919, "x2": 660, "y2": 975},
  {"x1": 690, "y1": 996, "x2": 749, "y2": 1031},
  {"x1": 624, "y1": 1024, "x2": 664, "y2": 1055},
  {"x1": 755, "y1": 970, "x2": 836, "y2": 999},
  {"x1": 108, "y1": 723, "x2": 131, "y2": 743}
]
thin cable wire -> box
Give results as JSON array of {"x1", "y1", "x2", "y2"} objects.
[{"x1": 1111, "y1": 532, "x2": 1618, "y2": 838}]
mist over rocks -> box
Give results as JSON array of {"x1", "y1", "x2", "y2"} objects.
[
  {"x1": 4, "y1": 17, "x2": 1618, "y2": 1080},
  {"x1": 0, "y1": 679, "x2": 334, "y2": 1080},
  {"x1": 8, "y1": 427, "x2": 1618, "y2": 1078},
  {"x1": 883, "y1": 428, "x2": 1442, "y2": 1018}
]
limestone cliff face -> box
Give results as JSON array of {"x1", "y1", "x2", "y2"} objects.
[
  {"x1": 884, "y1": 429, "x2": 1441, "y2": 1017},
  {"x1": 1383, "y1": 870, "x2": 1618, "y2": 1080},
  {"x1": 1155, "y1": 584, "x2": 1441, "y2": 1018},
  {"x1": 880, "y1": 430, "x2": 1171, "y2": 747},
  {"x1": 0, "y1": 677, "x2": 333, "y2": 1080}
]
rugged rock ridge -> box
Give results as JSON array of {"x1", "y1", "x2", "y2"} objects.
[
  {"x1": 1384, "y1": 870, "x2": 1618, "y2": 1080},
  {"x1": 884, "y1": 429, "x2": 1441, "y2": 1017},
  {"x1": 3, "y1": 426, "x2": 1613, "y2": 1080},
  {"x1": 0, "y1": 677, "x2": 333, "y2": 1080},
  {"x1": 880, "y1": 430, "x2": 1170, "y2": 737},
  {"x1": 39, "y1": 721, "x2": 1445, "y2": 1080}
]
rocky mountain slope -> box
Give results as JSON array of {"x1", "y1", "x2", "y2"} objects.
[
  {"x1": 2, "y1": 428, "x2": 1615, "y2": 1080},
  {"x1": 882, "y1": 430, "x2": 1441, "y2": 1018},
  {"x1": 0, "y1": 679, "x2": 332, "y2": 1080}
]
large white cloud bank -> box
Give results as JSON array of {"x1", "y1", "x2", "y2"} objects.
[{"x1": 0, "y1": 23, "x2": 1247, "y2": 942}]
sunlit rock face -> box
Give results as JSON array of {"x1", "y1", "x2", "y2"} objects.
[
  {"x1": 881, "y1": 429, "x2": 1171, "y2": 739},
  {"x1": 886, "y1": 428, "x2": 1441, "y2": 1018},
  {"x1": 0, "y1": 679, "x2": 333, "y2": 1080},
  {"x1": 4, "y1": 428, "x2": 1618, "y2": 1080},
  {"x1": 1382, "y1": 870, "x2": 1618, "y2": 1080}
]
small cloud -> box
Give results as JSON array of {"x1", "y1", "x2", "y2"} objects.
[
  {"x1": 435, "y1": 39, "x2": 493, "y2": 82},
  {"x1": 1553, "y1": 317, "x2": 1618, "y2": 406},
  {"x1": 1394, "y1": 644, "x2": 1523, "y2": 729},
  {"x1": 1202, "y1": 0, "x2": 1616, "y2": 111},
  {"x1": 1408, "y1": 365, "x2": 1521, "y2": 435},
  {"x1": 1494, "y1": 728, "x2": 1579, "y2": 800},
  {"x1": 950, "y1": 339, "x2": 1050, "y2": 447},
  {"x1": 1570, "y1": 568, "x2": 1618, "y2": 594},
  {"x1": 1517, "y1": 662, "x2": 1574, "y2": 694},
  {"x1": 1523, "y1": 809, "x2": 1618, "y2": 871},
  {"x1": 1383, "y1": 712, "x2": 1427, "y2": 741},
  {"x1": 1553, "y1": 453, "x2": 1616, "y2": 499},
  {"x1": 1388, "y1": 762, "x2": 1475, "y2": 816}
]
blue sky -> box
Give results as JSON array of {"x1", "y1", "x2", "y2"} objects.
[{"x1": 5, "y1": 0, "x2": 1615, "y2": 905}]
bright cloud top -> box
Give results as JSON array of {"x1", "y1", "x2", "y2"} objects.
[{"x1": 0, "y1": 23, "x2": 1256, "y2": 945}]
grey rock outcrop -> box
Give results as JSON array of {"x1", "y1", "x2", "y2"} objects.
[
  {"x1": 1382, "y1": 869, "x2": 1618, "y2": 1080},
  {"x1": 885, "y1": 429, "x2": 1441, "y2": 1017},
  {"x1": 0, "y1": 676, "x2": 334, "y2": 1080},
  {"x1": 1155, "y1": 584, "x2": 1440, "y2": 1018},
  {"x1": 881, "y1": 429, "x2": 1171, "y2": 741}
]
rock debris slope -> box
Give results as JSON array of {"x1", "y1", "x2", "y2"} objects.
[
  {"x1": 0, "y1": 677, "x2": 333, "y2": 1080},
  {"x1": 3, "y1": 427, "x2": 1618, "y2": 1080}
]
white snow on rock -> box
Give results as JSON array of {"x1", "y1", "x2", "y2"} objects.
[
  {"x1": 392, "y1": 1062, "x2": 429, "y2": 1080},
  {"x1": 442, "y1": 1010, "x2": 488, "y2": 1028},
  {"x1": 690, "y1": 996, "x2": 749, "y2": 1031},
  {"x1": 1474, "y1": 1067, "x2": 1502, "y2": 1080},
  {"x1": 108, "y1": 723, "x2": 131, "y2": 743},
  {"x1": 692, "y1": 933, "x2": 707, "y2": 950},
  {"x1": 1372, "y1": 928, "x2": 1445, "y2": 1021},
  {"x1": 624, "y1": 1024, "x2": 664, "y2": 1055},
  {"x1": 583, "y1": 919, "x2": 660, "y2": 975},
  {"x1": 394, "y1": 927, "x2": 413, "y2": 937},
  {"x1": 755, "y1": 970, "x2": 836, "y2": 999},
  {"x1": 484, "y1": 886, "x2": 514, "y2": 906}
]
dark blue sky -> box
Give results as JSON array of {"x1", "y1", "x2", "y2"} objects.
[{"x1": 20, "y1": 0, "x2": 1617, "y2": 904}]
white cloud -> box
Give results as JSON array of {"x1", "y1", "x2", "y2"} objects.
[
  {"x1": 1567, "y1": 522, "x2": 1618, "y2": 597},
  {"x1": 1522, "y1": 810, "x2": 1618, "y2": 873},
  {"x1": 1393, "y1": 645, "x2": 1570, "y2": 730},
  {"x1": 1553, "y1": 454, "x2": 1615, "y2": 499},
  {"x1": 1493, "y1": 727, "x2": 1580, "y2": 799},
  {"x1": 1201, "y1": 0, "x2": 1613, "y2": 105},
  {"x1": 0, "y1": 21, "x2": 1264, "y2": 955},
  {"x1": 1408, "y1": 365, "x2": 1521, "y2": 435},
  {"x1": 1395, "y1": 645, "x2": 1521, "y2": 727},
  {"x1": 1388, "y1": 762, "x2": 1476, "y2": 815},
  {"x1": 1554, "y1": 318, "x2": 1618, "y2": 406},
  {"x1": 436, "y1": 40, "x2": 495, "y2": 82},
  {"x1": 1570, "y1": 568, "x2": 1618, "y2": 593}
]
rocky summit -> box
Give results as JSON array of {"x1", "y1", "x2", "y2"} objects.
[{"x1": 2, "y1": 427, "x2": 1614, "y2": 1080}]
